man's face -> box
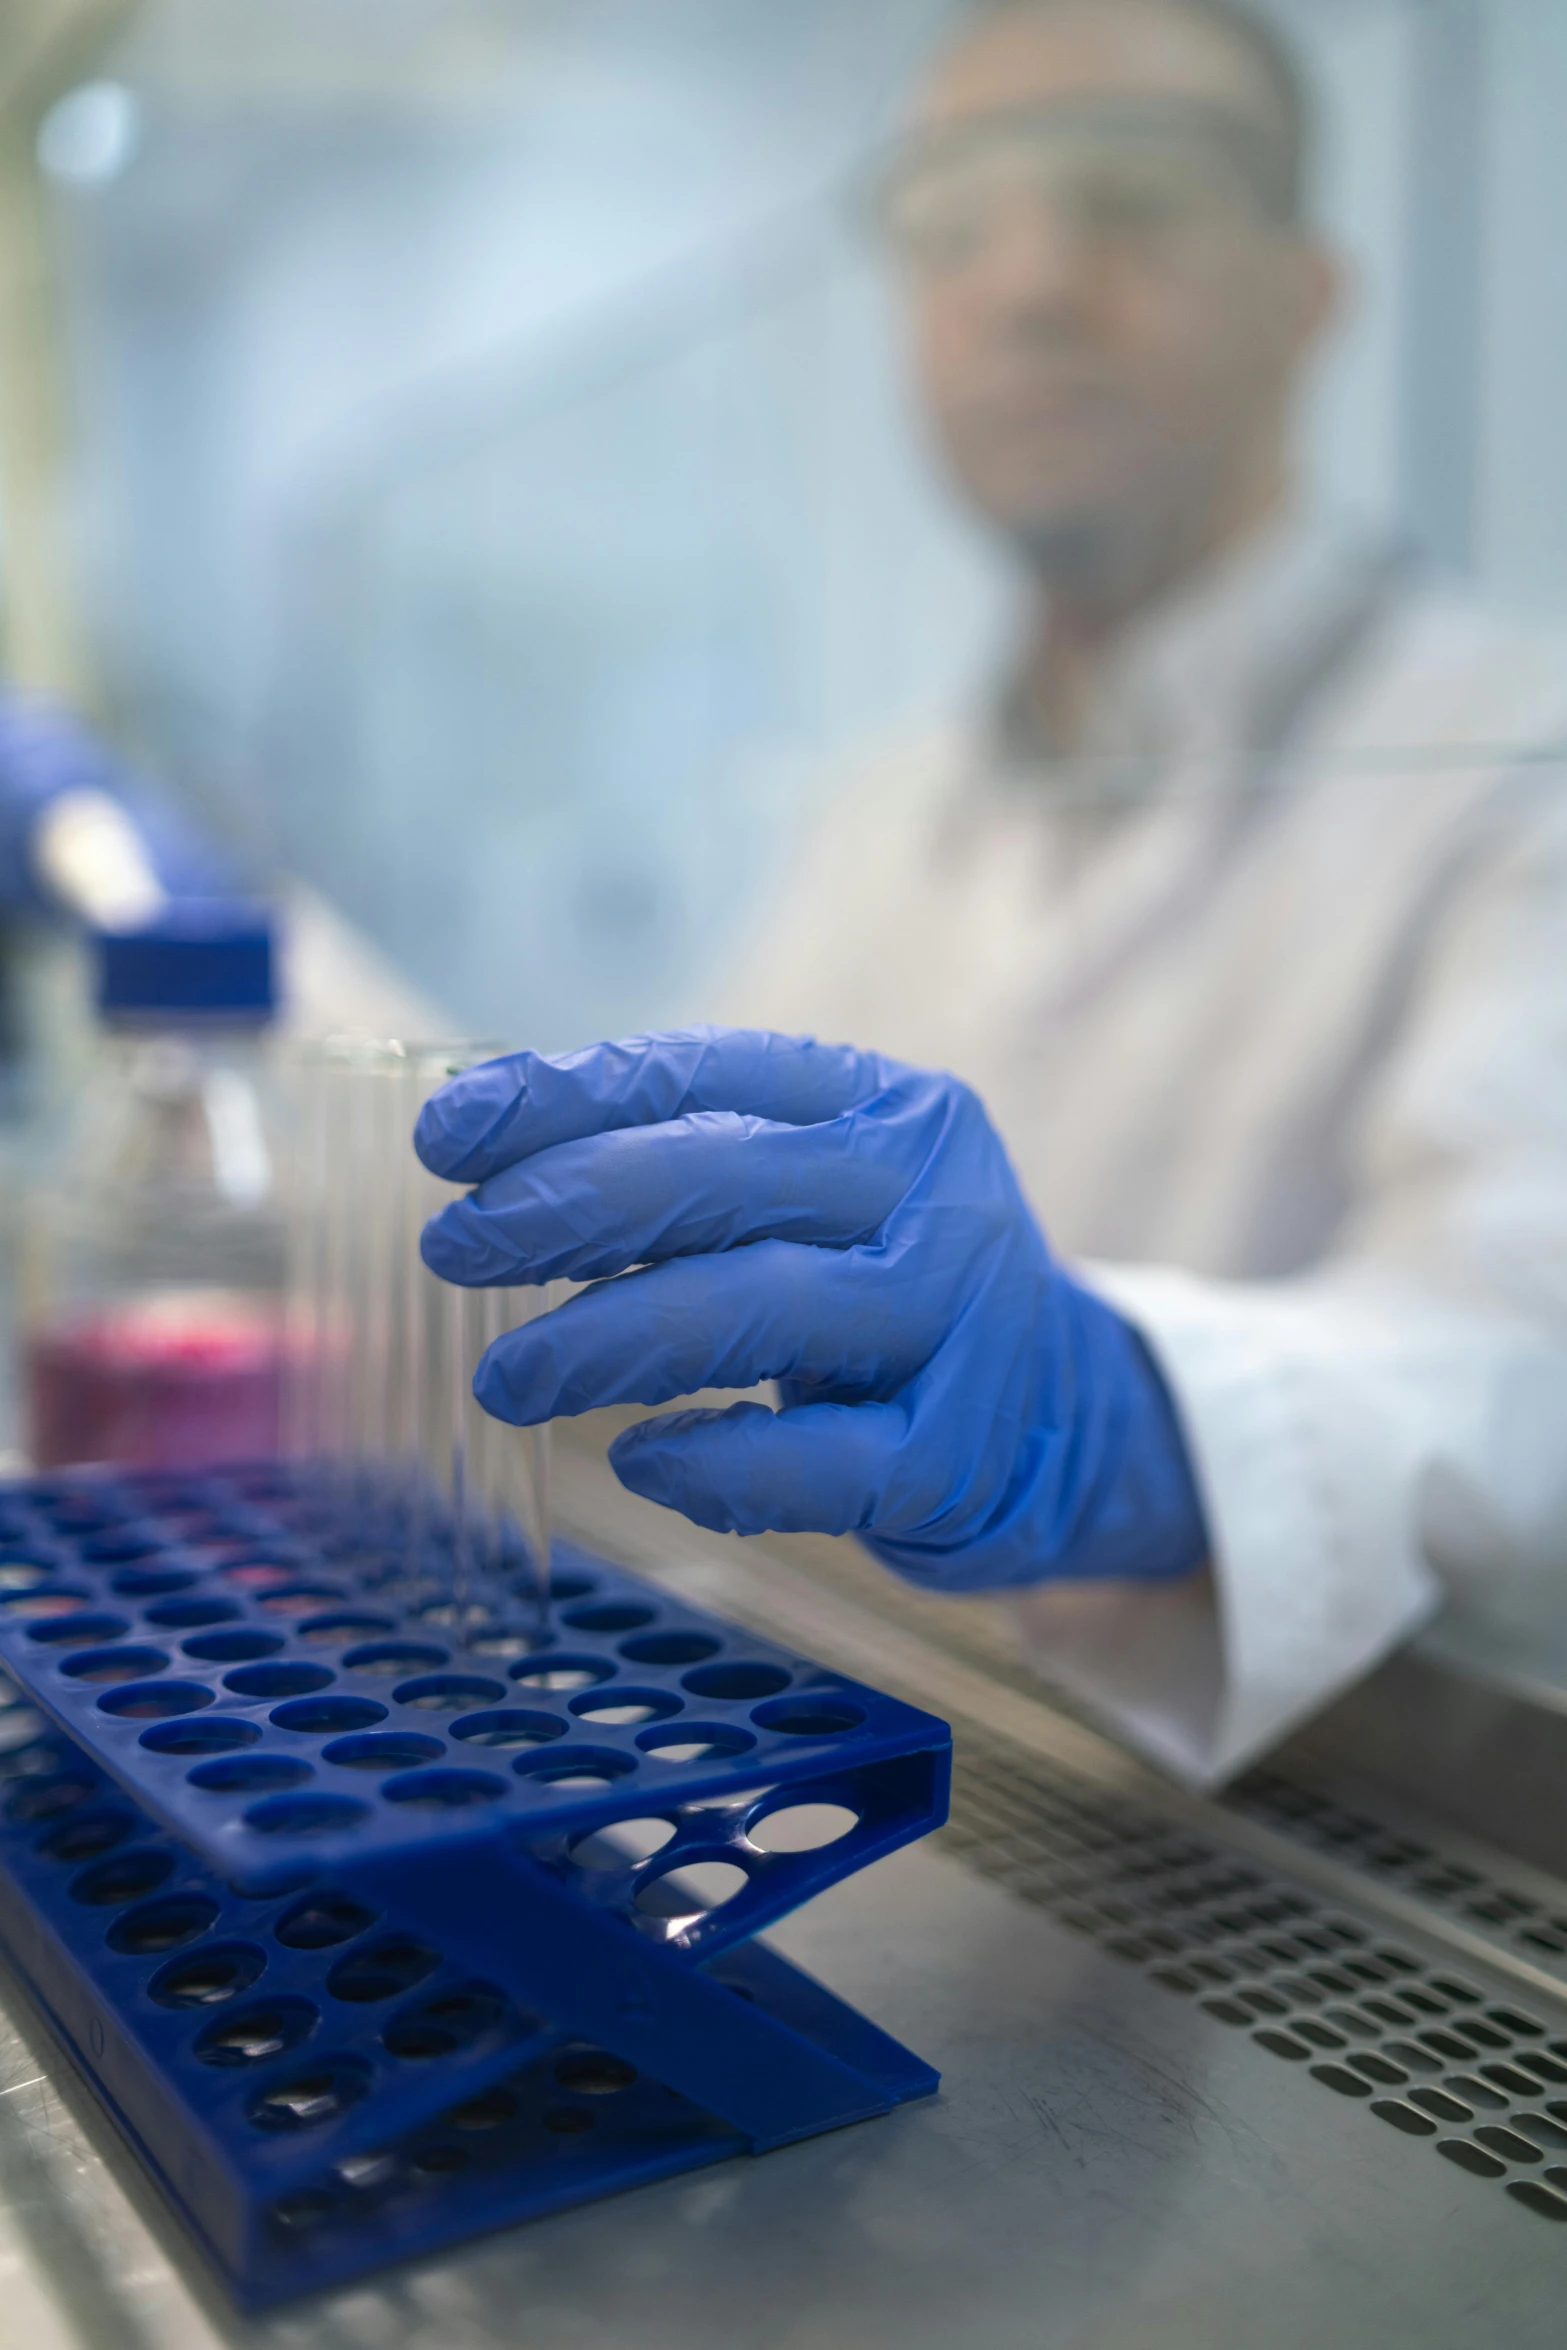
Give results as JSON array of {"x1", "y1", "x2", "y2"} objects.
[{"x1": 886, "y1": 2, "x2": 1336, "y2": 592}]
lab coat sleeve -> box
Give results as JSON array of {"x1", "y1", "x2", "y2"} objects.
[{"x1": 1009, "y1": 788, "x2": 1567, "y2": 1786}]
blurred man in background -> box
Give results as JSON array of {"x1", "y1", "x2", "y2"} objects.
[{"x1": 685, "y1": 0, "x2": 1567, "y2": 1779}]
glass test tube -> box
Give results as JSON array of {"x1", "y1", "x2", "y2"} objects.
[{"x1": 282, "y1": 1037, "x2": 552, "y2": 1646}]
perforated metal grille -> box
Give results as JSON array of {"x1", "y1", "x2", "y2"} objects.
[
  {"x1": 942, "y1": 1730, "x2": 1567, "y2": 2228},
  {"x1": 1231, "y1": 1767, "x2": 1567, "y2": 1971}
]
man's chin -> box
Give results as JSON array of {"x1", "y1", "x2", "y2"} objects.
[{"x1": 1005, "y1": 510, "x2": 1136, "y2": 588}]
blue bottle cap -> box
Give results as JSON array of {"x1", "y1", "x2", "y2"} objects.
[{"x1": 95, "y1": 899, "x2": 277, "y2": 1023}]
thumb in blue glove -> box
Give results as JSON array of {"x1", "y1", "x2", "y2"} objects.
[{"x1": 416, "y1": 1027, "x2": 1209, "y2": 1595}]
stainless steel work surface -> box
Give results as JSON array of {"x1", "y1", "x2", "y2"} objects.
[
  {"x1": 1, "y1": 1436, "x2": 1564, "y2": 2346},
  {"x1": 0, "y1": 1840, "x2": 1558, "y2": 2350}
]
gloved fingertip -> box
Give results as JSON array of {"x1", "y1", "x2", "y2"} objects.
[
  {"x1": 417, "y1": 1205, "x2": 471, "y2": 1279},
  {"x1": 607, "y1": 1405, "x2": 777, "y2": 1533},
  {"x1": 472, "y1": 1335, "x2": 550, "y2": 1427},
  {"x1": 608, "y1": 1438, "x2": 736, "y2": 1534},
  {"x1": 413, "y1": 1055, "x2": 533, "y2": 1179},
  {"x1": 605, "y1": 1419, "x2": 672, "y2": 1492},
  {"x1": 411, "y1": 1094, "x2": 464, "y2": 1176},
  {"x1": 607, "y1": 1409, "x2": 699, "y2": 1474},
  {"x1": 419, "y1": 1199, "x2": 523, "y2": 1287}
]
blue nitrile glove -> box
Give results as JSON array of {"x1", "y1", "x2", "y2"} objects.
[
  {"x1": 0, "y1": 693, "x2": 236, "y2": 911},
  {"x1": 416, "y1": 1028, "x2": 1209, "y2": 1594}
]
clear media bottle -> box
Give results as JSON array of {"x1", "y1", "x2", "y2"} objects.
[{"x1": 22, "y1": 903, "x2": 286, "y2": 1471}]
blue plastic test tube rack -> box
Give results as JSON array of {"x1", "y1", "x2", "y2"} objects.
[{"x1": 0, "y1": 1462, "x2": 950, "y2": 2307}]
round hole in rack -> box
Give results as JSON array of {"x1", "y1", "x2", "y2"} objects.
[
  {"x1": 41, "y1": 1498, "x2": 115, "y2": 1533},
  {"x1": 446, "y1": 2087, "x2": 519, "y2": 2131},
  {"x1": 542, "y1": 2106, "x2": 594, "y2": 2135},
  {"x1": 634, "y1": 1859, "x2": 751, "y2": 1923},
  {"x1": 561, "y1": 1603, "x2": 656, "y2": 1637},
  {"x1": 357, "y1": 1572, "x2": 439, "y2": 1609},
  {"x1": 150, "y1": 1941, "x2": 266, "y2": 2007},
  {"x1": 223, "y1": 1661, "x2": 335, "y2": 1701},
  {"x1": 82, "y1": 1531, "x2": 162, "y2": 1565},
  {"x1": 327, "y1": 1938, "x2": 441, "y2": 2004},
  {"x1": 570, "y1": 1818, "x2": 677, "y2": 1871},
  {"x1": 70, "y1": 1848, "x2": 174, "y2": 1907},
  {"x1": 450, "y1": 1709, "x2": 565, "y2": 1751},
  {"x1": 25, "y1": 1611, "x2": 130, "y2": 1649},
  {"x1": 139, "y1": 1716, "x2": 259, "y2": 1757},
  {"x1": 296, "y1": 1611, "x2": 395, "y2": 1646},
  {"x1": 409, "y1": 2142, "x2": 467, "y2": 2176},
  {"x1": 275, "y1": 1893, "x2": 378, "y2": 1950},
  {"x1": 244, "y1": 1792, "x2": 368, "y2": 1837},
  {"x1": 681, "y1": 1662, "x2": 791, "y2": 1703},
  {"x1": 99, "y1": 1680, "x2": 214, "y2": 1721},
  {"x1": 248, "y1": 2060, "x2": 369, "y2": 2132},
  {"x1": 321, "y1": 1732, "x2": 444, "y2": 1773},
  {"x1": 508, "y1": 1653, "x2": 614, "y2": 1695},
  {"x1": 61, "y1": 1644, "x2": 169, "y2": 1685},
  {"x1": 107, "y1": 1891, "x2": 220, "y2": 1953},
  {"x1": 751, "y1": 1695, "x2": 867, "y2": 1739},
  {"x1": 511, "y1": 1747, "x2": 637, "y2": 1790},
  {"x1": 0, "y1": 1587, "x2": 91, "y2": 1620},
  {"x1": 185, "y1": 1629, "x2": 285, "y2": 1665},
  {"x1": 391, "y1": 1674, "x2": 506, "y2": 1714},
  {"x1": 154, "y1": 1510, "x2": 224, "y2": 1542},
  {"x1": 746, "y1": 1801, "x2": 861, "y2": 1855},
  {"x1": 335, "y1": 2150, "x2": 399, "y2": 2194},
  {"x1": 270, "y1": 2189, "x2": 338, "y2": 2233},
  {"x1": 189, "y1": 1754, "x2": 314, "y2": 1795},
  {"x1": 619, "y1": 1631, "x2": 721, "y2": 1668},
  {"x1": 382, "y1": 1981, "x2": 505, "y2": 2060},
  {"x1": 39, "y1": 1805, "x2": 135, "y2": 1864},
  {"x1": 5, "y1": 1771, "x2": 94, "y2": 1823},
  {"x1": 636, "y1": 1723, "x2": 757, "y2": 1766},
  {"x1": 270, "y1": 1696, "x2": 387, "y2": 1737},
  {"x1": 109, "y1": 1565, "x2": 200, "y2": 1599},
  {"x1": 342, "y1": 1640, "x2": 448, "y2": 1679},
  {"x1": 144, "y1": 1597, "x2": 240, "y2": 1631},
  {"x1": 554, "y1": 2051, "x2": 637, "y2": 2095},
  {"x1": 569, "y1": 1687, "x2": 682, "y2": 1730},
  {"x1": 465, "y1": 1628, "x2": 551, "y2": 1661},
  {"x1": 196, "y1": 1996, "x2": 318, "y2": 2068},
  {"x1": 412, "y1": 1599, "x2": 498, "y2": 1632},
  {"x1": 382, "y1": 1768, "x2": 509, "y2": 1810},
  {"x1": 544, "y1": 1571, "x2": 596, "y2": 1602},
  {"x1": 257, "y1": 1583, "x2": 350, "y2": 1617}
]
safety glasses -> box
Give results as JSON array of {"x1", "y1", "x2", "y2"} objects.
[{"x1": 871, "y1": 98, "x2": 1295, "y2": 275}]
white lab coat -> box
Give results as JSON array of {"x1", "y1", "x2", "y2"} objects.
[{"x1": 718, "y1": 513, "x2": 1567, "y2": 1787}]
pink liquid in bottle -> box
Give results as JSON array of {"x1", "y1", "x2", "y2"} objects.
[{"x1": 27, "y1": 1294, "x2": 283, "y2": 1472}]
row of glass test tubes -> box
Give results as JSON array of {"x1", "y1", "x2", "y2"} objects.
[{"x1": 282, "y1": 1040, "x2": 552, "y2": 1647}]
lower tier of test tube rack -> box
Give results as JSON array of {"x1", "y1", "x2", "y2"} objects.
[{"x1": 0, "y1": 1460, "x2": 950, "y2": 2307}]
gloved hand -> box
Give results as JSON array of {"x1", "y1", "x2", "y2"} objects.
[
  {"x1": 416, "y1": 1028, "x2": 1209, "y2": 1594},
  {"x1": 0, "y1": 694, "x2": 236, "y2": 916}
]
